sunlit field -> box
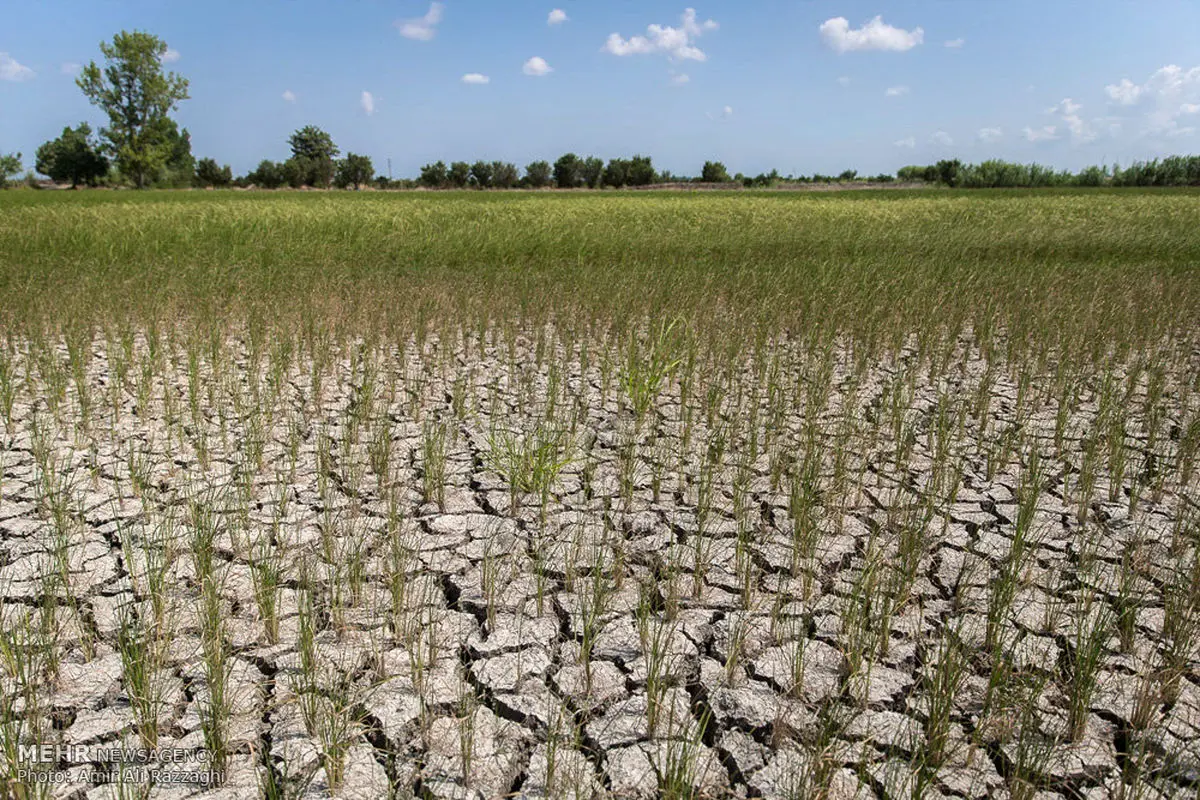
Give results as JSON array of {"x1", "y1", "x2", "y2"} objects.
[{"x1": 1, "y1": 188, "x2": 1199, "y2": 799}]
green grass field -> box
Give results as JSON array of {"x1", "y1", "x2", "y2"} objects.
[{"x1": 2, "y1": 188, "x2": 1198, "y2": 349}]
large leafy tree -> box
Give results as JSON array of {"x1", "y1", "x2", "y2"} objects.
[
  {"x1": 35, "y1": 123, "x2": 109, "y2": 187},
  {"x1": 335, "y1": 153, "x2": 374, "y2": 189},
  {"x1": 194, "y1": 157, "x2": 232, "y2": 188},
  {"x1": 603, "y1": 158, "x2": 630, "y2": 188},
  {"x1": 76, "y1": 31, "x2": 190, "y2": 188},
  {"x1": 492, "y1": 161, "x2": 519, "y2": 189},
  {"x1": 936, "y1": 159, "x2": 962, "y2": 188},
  {"x1": 469, "y1": 160, "x2": 494, "y2": 188},
  {"x1": 152, "y1": 118, "x2": 195, "y2": 187},
  {"x1": 581, "y1": 156, "x2": 604, "y2": 189},
  {"x1": 447, "y1": 161, "x2": 470, "y2": 188},
  {"x1": 288, "y1": 125, "x2": 338, "y2": 161},
  {"x1": 701, "y1": 161, "x2": 731, "y2": 183},
  {"x1": 524, "y1": 160, "x2": 551, "y2": 188},
  {"x1": 627, "y1": 155, "x2": 657, "y2": 186},
  {"x1": 553, "y1": 153, "x2": 582, "y2": 188},
  {"x1": 281, "y1": 158, "x2": 306, "y2": 189},
  {"x1": 0, "y1": 153, "x2": 21, "y2": 188},
  {"x1": 419, "y1": 161, "x2": 448, "y2": 188},
  {"x1": 286, "y1": 126, "x2": 339, "y2": 187},
  {"x1": 246, "y1": 160, "x2": 284, "y2": 189}
]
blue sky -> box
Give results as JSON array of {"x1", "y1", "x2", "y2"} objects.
[{"x1": 3, "y1": 1, "x2": 1199, "y2": 177}]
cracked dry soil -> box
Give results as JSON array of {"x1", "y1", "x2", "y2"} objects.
[{"x1": 1, "y1": 325, "x2": 1198, "y2": 799}]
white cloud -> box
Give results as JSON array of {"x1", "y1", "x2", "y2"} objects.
[
  {"x1": 977, "y1": 127, "x2": 1003, "y2": 143},
  {"x1": 523, "y1": 56, "x2": 552, "y2": 76},
  {"x1": 397, "y1": 2, "x2": 444, "y2": 41},
  {"x1": 837, "y1": 76, "x2": 851, "y2": 87},
  {"x1": 944, "y1": 38, "x2": 965, "y2": 49},
  {"x1": 930, "y1": 130, "x2": 954, "y2": 146},
  {"x1": 60, "y1": 62, "x2": 81, "y2": 75},
  {"x1": 0, "y1": 52, "x2": 35, "y2": 82},
  {"x1": 548, "y1": 9, "x2": 568, "y2": 25},
  {"x1": 894, "y1": 137, "x2": 916, "y2": 148},
  {"x1": 722, "y1": 105, "x2": 733, "y2": 118},
  {"x1": 461, "y1": 73, "x2": 490, "y2": 85},
  {"x1": 1105, "y1": 78, "x2": 1141, "y2": 105},
  {"x1": 1104, "y1": 65, "x2": 1200, "y2": 137},
  {"x1": 361, "y1": 90, "x2": 376, "y2": 115},
  {"x1": 819, "y1": 16, "x2": 923, "y2": 53},
  {"x1": 1023, "y1": 125, "x2": 1059, "y2": 142},
  {"x1": 603, "y1": 8, "x2": 719, "y2": 62},
  {"x1": 162, "y1": 48, "x2": 181, "y2": 63},
  {"x1": 282, "y1": 90, "x2": 297, "y2": 103},
  {"x1": 885, "y1": 85, "x2": 909, "y2": 97},
  {"x1": 1047, "y1": 97, "x2": 1081, "y2": 116},
  {"x1": 1046, "y1": 97, "x2": 1096, "y2": 143},
  {"x1": 669, "y1": 71, "x2": 690, "y2": 86}
]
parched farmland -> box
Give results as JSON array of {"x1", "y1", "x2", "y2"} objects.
[{"x1": 1, "y1": 188, "x2": 1199, "y2": 799}]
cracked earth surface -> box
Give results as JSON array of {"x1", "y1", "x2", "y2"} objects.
[{"x1": 1, "y1": 326, "x2": 1198, "y2": 799}]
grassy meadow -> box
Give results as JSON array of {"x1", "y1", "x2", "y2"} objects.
[
  {"x1": 2, "y1": 188, "x2": 1198, "y2": 340},
  {"x1": 1, "y1": 188, "x2": 1199, "y2": 798}
]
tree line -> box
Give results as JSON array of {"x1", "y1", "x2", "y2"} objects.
[
  {"x1": 897, "y1": 157, "x2": 1200, "y2": 188},
  {"x1": 3, "y1": 30, "x2": 1199, "y2": 191}
]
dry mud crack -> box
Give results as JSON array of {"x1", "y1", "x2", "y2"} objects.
[{"x1": 0, "y1": 326, "x2": 1198, "y2": 799}]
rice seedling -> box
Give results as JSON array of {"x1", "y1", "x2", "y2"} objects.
[
  {"x1": 385, "y1": 522, "x2": 412, "y2": 639},
  {"x1": 576, "y1": 559, "x2": 611, "y2": 696},
  {"x1": 690, "y1": 471, "x2": 718, "y2": 598},
  {"x1": 484, "y1": 419, "x2": 573, "y2": 517},
  {"x1": 922, "y1": 624, "x2": 969, "y2": 768},
  {"x1": 0, "y1": 603, "x2": 49, "y2": 760},
  {"x1": 1158, "y1": 561, "x2": 1199, "y2": 705},
  {"x1": 642, "y1": 613, "x2": 678, "y2": 733},
  {"x1": 1006, "y1": 674, "x2": 1055, "y2": 800},
  {"x1": 1114, "y1": 535, "x2": 1145, "y2": 653},
  {"x1": 115, "y1": 603, "x2": 170, "y2": 749},
  {"x1": 620, "y1": 318, "x2": 682, "y2": 428},
  {"x1": 0, "y1": 346, "x2": 17, "y2": 431},
  {"x1": 643, "y1": 642, "x2": 705, "y2": 790},
  {"x1": 249, "y1": 532, "x2": 284, "y2": 644},
  {"x1": 987, "y1": 448, "x2": 1045, "y2": 651},
  {"x1": 479, "y1": 536, "x2": 505, "y2": 629},
  {"x1": 296, "y1": 661, "x2": 364, "y2": 795},
  {"x1": 116, "y1": 513, "x2": 175, "y2": 636},
  {"x1": 1063, "y1": 591, "x2": 1113, "y2": 742},
  {"x1": 788, "y1": 454, "x2": 821, "y2": 593},
  {"x1": 199, "y1": 570, "x2": 231, "y2": 774},
  {"x1": 783, "y1": 700, "x2": 857, "y2": 799},
  {"x1": 615, "y1": 427, "x2": 639, "y2": 509}
]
